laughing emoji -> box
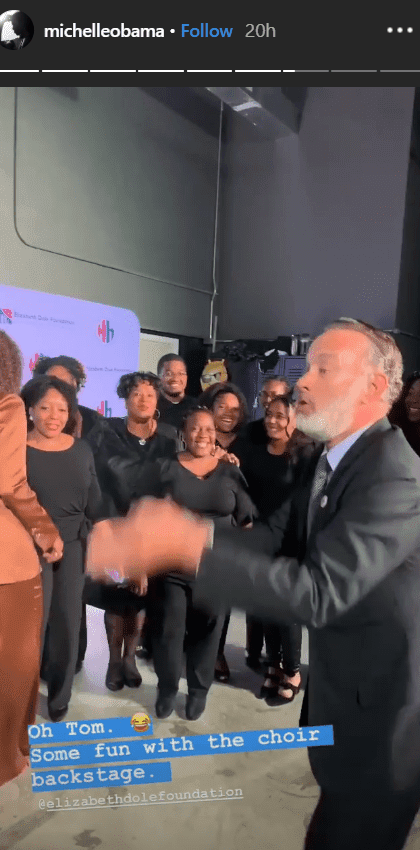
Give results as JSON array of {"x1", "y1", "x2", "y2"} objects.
[{"x1": 131, "y1": 712, "x2": 151, "y2": 733}]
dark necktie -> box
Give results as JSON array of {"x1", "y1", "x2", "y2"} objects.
[{"x1": 307, "y1": 450, "x2": 330, "y2": 536}]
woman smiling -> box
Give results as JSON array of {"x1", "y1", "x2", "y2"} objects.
[
  {"x1": 241, "y1": 395, "x2": 316, "y2": 704},
  {"x1": 21, "y1": 375, "x2": 101, "y2": 723},
  {"x1": 134, "y1": 406, "x2": 256, "y2": 721}
]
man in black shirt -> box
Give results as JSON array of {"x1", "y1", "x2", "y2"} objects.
[{"x1": 157, "y1": 354, "x2": 195, "y2": 432}]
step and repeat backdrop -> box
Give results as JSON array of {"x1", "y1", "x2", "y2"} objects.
[{"x1": 0, "y1": 284, "x2": 140, "y2": 418}]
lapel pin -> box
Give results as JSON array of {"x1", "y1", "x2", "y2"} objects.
[{"x1": 320, "y1": 495, "x2": 328, "y2": 508}]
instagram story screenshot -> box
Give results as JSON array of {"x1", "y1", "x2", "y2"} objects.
[{"x1": 1, "y1": 3, "x2": 420, "y2": 850}]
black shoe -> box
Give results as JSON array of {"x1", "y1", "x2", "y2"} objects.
[
  {"x1": 155, "y1": 693, "x2": 176, "y2": 719},
  {"x1": 186, "y1": 694, "x2": 207, "y2": 721},
  {"x1": 259, "y1": 666, "x2": 281, "y2": 700},
  {"x1": 105, "y1": 660, "x2": 125, "y2": 691},
  {"x1": 122, "y1": 657, "x2": 142, "y2": 688},
  {"x1": 49, "y1": 704, "x2": 68, "y2": 723},
  {"x1": 136, "y1": 646, "x2": 152, "y2": 660},
  {"x1": 75, "y1": 659, "x2": 83, "y2": 674}
]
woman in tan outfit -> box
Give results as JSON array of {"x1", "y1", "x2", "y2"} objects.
[{"x1": 0, "y1": 331, "x2": 63, "y2": 787}]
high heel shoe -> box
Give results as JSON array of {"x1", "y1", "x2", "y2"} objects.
[
  {"x1": 259, "y1": 665, "x2": 281, "y2": 700},
  {"x1": 267, "y1": 672, "x2": 301, "y2": 705}
]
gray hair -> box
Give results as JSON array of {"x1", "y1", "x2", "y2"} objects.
[{"x1": 323, "y1": 319, "x2": 403, "y2": 407}]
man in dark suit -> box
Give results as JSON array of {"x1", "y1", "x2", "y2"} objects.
[{"x1": 87, "y1": 319, "x2": 420, "y2": 850}]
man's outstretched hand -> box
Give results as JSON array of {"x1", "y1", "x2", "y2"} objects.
[{"x1": 85, "y1": 498, "x2": 212, "y2": 587}]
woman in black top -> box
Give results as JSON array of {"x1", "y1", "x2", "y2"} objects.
[
  {"x1": 32, "y1": 354, "x2": 101, "y2": 674},
  {"x1": 85, "y1": 372, "x2": 180, "y2": 693},
  {"x1": 137, "y1": 406, "x2": 255, "y2": 721},
  {"x1": 241, "y1": 395, "x2": 316, "y2": 704},
  {"x1": 21, "y1": 376, "x2": 101, "y2": 723},
  {"x1": 199, "y1": 381, "x2": 248, "y2": 457},
  {"x1": 32, "y1": 355, "x2": 101, "y2": 440},
  {"x1": 198, "y1": 381, "x2": 250, "y2": 682},
  {"x1": 238, "y1": 377, "x2": 292, "y2": 458}
]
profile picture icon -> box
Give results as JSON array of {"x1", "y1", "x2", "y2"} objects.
[{"x1": 0, "y1": 9, "x2": 34, "y2": 49}]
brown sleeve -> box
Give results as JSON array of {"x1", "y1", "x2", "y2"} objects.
[{"x1": 0, "y1": 393, "x2": 59, "y2": 553}]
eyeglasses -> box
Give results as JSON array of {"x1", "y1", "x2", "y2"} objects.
[
  {"x1": 259, "y1": 390, "x2": 285, "y2": 399},
  {"x1": 163, "y1": 371, "x2": 187, "y2": 378}
]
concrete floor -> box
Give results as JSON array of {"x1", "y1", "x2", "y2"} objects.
[{"x1": 1, "y1": 607, "x2": 420, "y2": 850}]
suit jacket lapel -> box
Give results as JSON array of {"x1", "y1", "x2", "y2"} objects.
[
  {"x1": 326, "y1": 418, "x2": 391, "y2": 492},
  {"x1": 305, "y1": 418, "x2": 391, "y2": 542}
]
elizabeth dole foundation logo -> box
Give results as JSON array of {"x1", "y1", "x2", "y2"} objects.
[
  {"x1": 98, "y1": 319, "x2": 114, "y2": 344},
  {"x1": 97, "y1": 400, "x2": 112, "y2": 417},
  {"x1": 0, "y1": 308, "x2": 13, "y2": 324},
  {"x1": 0, "y1": 10, "x2": 34, "y2": 49},
  {"x1": 29, "y1": 352, "x2": 45, "y2": 373}
]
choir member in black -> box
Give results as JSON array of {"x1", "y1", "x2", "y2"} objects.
[
  {"x1": 137, "y1": 406, "x2": 256, "y2": 721},
  {"x1": 241, "y1": 395, "x2": 316, "y2": 703},
  {"x1": 32, "y1": 354, "x2": 101, "y2": 674},
  {"x1": 239, "y1": 377, "x2": 292, "y2": 453},
  {"x1": 32, "y1": 355, "x2": 100, "y2": 440},
  {"x1": 157, "y1": 355, "x2": 195, "y2": 432},
  {"x1": 20, "y1": 376, "x2": 101, "y2": 722},
  {"x1": 239, "y1": 377, "x2": 292, "y2": 666},
  {"x1": 199, "y1": 381, "x2": 249, "y2": 682},
  {"x1": 389, "y1": 372, "x2": 420, "y2": 457},
  {"x1": 85, "y1": 372, "x2": 180, "y2": 692},
  {"x1": 199, "y1": 381, "x2": 248, "y2": 457}
]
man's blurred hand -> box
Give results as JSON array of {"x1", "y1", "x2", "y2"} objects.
[{"x1": 86, "y1": 498, "x2": 211, "y2": 585}]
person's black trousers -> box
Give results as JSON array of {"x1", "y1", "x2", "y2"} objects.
[
  {"x1": 77, "y1": 602, "x2": 88, "y2": 667},
  {"x1": 42, "y1": 600, "x2": 87, "y2": 675},
  {"x1": 218, "y1": 612, "x2": 231, "y2": 655},
  {"x1": 304, "y1": 785, "x2": 420, "y2": 850},
  {"x1": 40, "y1": 539, "x2": 85, "y2": 712},
  {"x1": 246, "y1": 615, "x2": 302, "y2": 674},
  {"x1": 246, "y1": 614, "x2": 264, "y2": 660},
  {"x1": 152, "y1": 577, "x2": 225, "y2": 696}
]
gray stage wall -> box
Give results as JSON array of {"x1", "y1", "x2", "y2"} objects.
[
  {"x1": 0, "y1": 86, "x2": 417, "y2": 358},
  {"x1": 217, "y1": 87, "x2": 415, "y2": 341},
  {"x1": 0, "y1": 87, "x2": 219, "y2": 340}
]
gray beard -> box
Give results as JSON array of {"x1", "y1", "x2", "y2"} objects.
[{"x1": 295, "y1": 404, "x2": 354, "y2": 443}]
